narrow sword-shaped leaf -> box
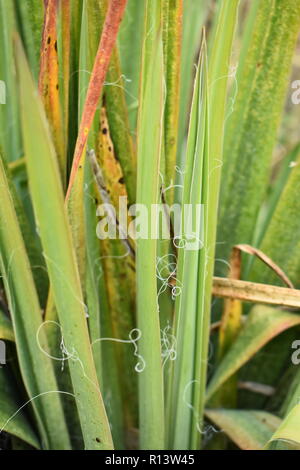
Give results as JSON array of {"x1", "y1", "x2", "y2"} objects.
[
  {"x1": 206, "y1": 306, "x2": 300, "y2": 402},
  {"x1": 206, "y1": 409, "x2": 281, "y2": 450},
  {"x1": 118, "y1": 0, "x2": 146, "y2": 132},
  {"x1": 217, "y1": 0, "x2": 300, "y2": 267},
  {"x1": 59, "y1": 0, "x2": 71, "y2": 138},
  {"x1": 14, "y1": 37, "x2": 113, "y2": 450},
  {"x1": 0, "y1": 0, "x2": 22, "y2": 161},
  {"x1": 280, "y1": 366, "x2": 300, "y2": 418},
  {"x1": 0, "y1": 310, "x2": 14, "y2": 342},
  {"x1": 176, "y1": 0, "x2": 209, "y2": 188},
  {"x1": 162, "y1": 0, "x2": 183, "y2": 202},
  {"x1": 85, "y1": 0, "x2": 136, "y2": 205},
  {"x1": 251, "y1": 142, "x2": 300, "y2": 251},
  {"x1": 39, "y1": 0, "x2": 65, "y2": 182},
  {"x1": 4, "y1": 155, "x2": 49, "y2": 305},
  {"x1": 0, "y1": 369, "x2": 40, "y2": 449},
  {"x1": 0, "y1": 155, "x2": 70, "y2": 449},
  {"x1": 267, "y1": 404, "x2": 300, "y2": 450},
  {"x1": 192, "y1": 0, "x2": 240, "y2": 448},
  {"x1": 250, "y1": 147, "x2": 300, "y2": 287},
  {"x1": 95, "y1": 107, "x2": 137, "y2": 433},
  {"x1": 136, "y1": 0, "x2": 165, "y2": 449},
  {"x1": 66, "y1": 0, "x2": 128, "y2": 199},
  {"x1": 14, "y1": 0, "x2": 44, "y2": 81},
  {"x1": 167, "y1": 40, "x2": 208, "y2": 450}
]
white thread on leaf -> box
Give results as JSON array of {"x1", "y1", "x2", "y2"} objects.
[
  {"x1": 183, "y1": 380, "x2": 222, "y2": 442},
  {"x1": 36, "y1": 321, "x2": 77, "y2": 372},
  {"x1": 0, "y1": 391, "x2": 75, "y2": 438},
  {"x1": 156, "y1": 254, "x2": 182, "y2": 301},
  {"x1": 161, "y1": 325, "x2": 177, "y2": 368},
  {"x1": 92, "y1": 328, "x2": 146, "y2": 373}
]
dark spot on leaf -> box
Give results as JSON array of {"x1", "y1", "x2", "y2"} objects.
[
  {"x1": 118, "y1": 177, "x2": 125, "y2": 184},
  {"x1": 96, "y1": 438, "x2": 101, "y2": 443},
  {"x1": 108, "y1": 146, "x2": 112, "y2": 152},
  {"x1": 56, "y1": 84, "x2": 59, "y2": 90},
  {"x1": 102, "y1": 128, "x2": 107, "y2": 135},
  {"x1": 54, "y1": 41, "x2": 58, "y2": 52},
  {"x1": 47, "y1": 37, "x2": 51, "y2": 45}
]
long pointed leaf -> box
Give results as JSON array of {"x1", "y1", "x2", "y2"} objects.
[{"x1": 14, "y1": 37, "x2": 113, "y2": 450}]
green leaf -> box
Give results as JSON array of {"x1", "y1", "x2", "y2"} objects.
[
  {"x1": 78, "y1": 3, "x2": 127, "y2": 448},
  {"x1": 89, "y1": 0, "x2": 136, "y2": 205},
  {"x1": 176, "y1": 0, "x2": 209, "y2": 171},
  {"x1": 0, "y1": 368, "x2": 40, "y2": 449},
  {"x1": 5, "y1": 156, "x2": 49, "y2": 306},
  {"x1": 136, "y1": 0, "x2": 165, "y2": 450},
  {"x1": 0, "y1": 311, "x2": 14, "y2": 342},
  {"x1": 118, "y1": 0, "x2": 146, "y2": 132},
  {"x1": 0, "y1": 155, "x2": 70, "y2": 449},
  {"x1": 167, "y1": 39, "x2": 209, "y2": 450},
  {"x1": 0, "y1": 0, "x2": 22, "y2": 161},
  {"x1": 14, "y1": 36, "x2": 113, "y2": 450},
  {"x1": 162, "y1": 0, "x2": 183, "y2": 201},
  {"x1": 168, "y1": 0, "x2": 240, "y2": 449},
  {"x1": 206, "y1": 409, "x2": 281, "y2": 450},
  {"x1": 195, "y1": 0, "x2": 240, "y2": 447},
  {"x1": 67, "y1": 0, "x2": 83, "y2": 155},
  {"x1": 206, "y1": 306, "x2": 300, "y2": 401},
  {"x1": 251, "y1": 145, "x2": 300, "y2": 287},
  {"x1": 14, "y1": 0, "x2": 44, "y2": 81},
  {"x1": 251, "y1": 142, "x2": 300, "y2": 251},
  {"x1": 267, "y1": 404, "x2": 300, "y2": 449},
  {"x1": 280, "y1": 366, "x2": 300, "y2": 417},
  {"x1": 217, "y1": 0, "x2": 300, "y2": 267}
]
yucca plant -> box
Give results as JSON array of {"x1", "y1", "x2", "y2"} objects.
[{"x1": 0, "y1": 0, "x2": 300, "y2": 451}]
